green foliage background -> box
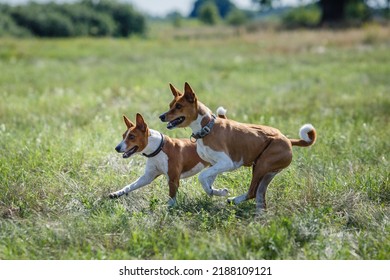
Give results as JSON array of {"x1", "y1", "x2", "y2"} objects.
[
  {"x1": 0, "y1": 0, "x2": 146, "y2": 37},
  {"x1": 0, "y1": 24, "x2": 389, "y2": 259}
]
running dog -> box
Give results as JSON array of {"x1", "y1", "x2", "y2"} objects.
[
  {"x1": 159, "y1": 82, "x2": 316, "y2": 212},
  {"x1": 109, "y1": 111, "x2": 225, "y2": 206}
]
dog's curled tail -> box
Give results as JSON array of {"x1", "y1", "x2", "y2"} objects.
[
  {"x1": 290, "y1": 124, "x2": 316, "y2": 147},
  {"x1": 216, "y1": 106, "x2": 227, "y2": 119}
]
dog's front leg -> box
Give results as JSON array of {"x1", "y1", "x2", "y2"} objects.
[
  {"x1": 167, "y1": 176, "x2": 179, "y2": 207},
  {"x1": 109, "y1": 169, "x2": 160, "y2": 199},
  {"x1": 198, "y1": 161, "x2": 234, "y2": 197}
]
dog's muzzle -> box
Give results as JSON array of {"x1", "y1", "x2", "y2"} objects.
[
  {"x1": 115, "y1": 144, "x2": 122, "y2": 153},
  {"x1": 159, "y1": 113, "x2": 167, "y2": 122}
]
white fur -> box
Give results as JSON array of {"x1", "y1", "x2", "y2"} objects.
[
  {"x1": 216, "y1": 106, "x2": 227, "y2": 116},
  {"x1": 196, "y1": 139, "x2": 224, "y2": 165},
  {"x1": 231, "y1": 193, "x2": 247, "y2": 204},
  {"x1": 141, "y1": 129, "x2": 164, "y2": 155},
  {"x1": 196, "y1": 138, "x2": 243, "y2": 168},
  {"x1": 299, "y1": 124, "x2": 315, "y2": 143},
  {"x1": 111, "y1": 151, "x2": 168, "y2": 198},
  {"x1": 189, "y1": 114, "x2": 207, "y2": 135},
  {"x1": 198, "y1": 163, "x2": 230, "y2": 196},
  {"x1": 195, "y1": 139, "x2": 242, "y2": 196},
  {"x1": 117, "y1": 130, "x2": 130, "y2": 152},
  {"x1": 181, "y1": 162, "x2": 206, "y2": 179}
]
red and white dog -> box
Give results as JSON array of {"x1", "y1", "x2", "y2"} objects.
[
  {"x1": 109, "y1": 112, "x2": 225, "y2": 206},
  {"x1": 159, "y1": 83, "x2": 317, "y2": 212}
]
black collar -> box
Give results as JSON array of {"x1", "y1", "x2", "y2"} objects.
[
  {"x1": 191, "y1": 114, "x2": 216, "y2": 141},
  {"x1": 142, "y1": 133, "x2": 165, "y2": 158}
]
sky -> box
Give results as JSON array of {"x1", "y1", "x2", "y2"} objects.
[{"x1": 1, "y1": 0, "x2": 387, "y2": 17}]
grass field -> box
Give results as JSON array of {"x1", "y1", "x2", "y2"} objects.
[{"x1": 0, "y1": 24, "x2": 389, "y2": 259}]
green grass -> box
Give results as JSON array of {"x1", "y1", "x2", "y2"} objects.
[{"x1": 0, "y1": 25, "x2": 389, "y2": 259}]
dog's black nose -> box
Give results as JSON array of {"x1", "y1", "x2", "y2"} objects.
[
  {"x1": 159, "y1": 113, "x2": 166, "y2": 122},
  {"x1": 115, "y1": 145, "x2": 121, "y2": 153}
]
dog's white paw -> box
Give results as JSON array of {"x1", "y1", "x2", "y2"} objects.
[
  {"x1": 109, "y1": 192, "x2": 119, "y2": 199},
  {"x1": 213, "y1": 188, "x2": 229, "y2": 197},
  {"x1": 109, "y1": 190, "x2": 126, "y2": 199}
]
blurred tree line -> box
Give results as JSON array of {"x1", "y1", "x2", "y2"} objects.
[
  {"x1": 187, "y1": 0, "x2": 389, "y2": 28},
  {"x1": 189, "y1": 0, "x2": 248, "y2": 26},
  {"x1": 253, "y1": 0, "x2": 386, "y2": 27},
  {"x1": 0, "y1": 0, "x2": 146, "y2": 37}
]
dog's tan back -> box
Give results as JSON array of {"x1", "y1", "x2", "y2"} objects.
[{"x1": 202, "y1": 117, "x2": 292, "y2": 167}]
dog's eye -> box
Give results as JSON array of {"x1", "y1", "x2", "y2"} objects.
[
  {"x1": 128, "y1": 134, "x2": 135, "y2": 140},
  {"x1": 175, "y1": 104, "x2": 182, "y2": 109}
]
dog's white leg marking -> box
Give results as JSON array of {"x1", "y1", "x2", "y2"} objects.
[
  {"x1": 110, "y1": 170, "x2": 159, "y2": 198},
  {"x1": 123, "y1": 171, "x2": 157, "y2": 194},
  {"x1": 255, "y1": 172, "x2": 277, "y2": 213},
  {"x1": 180, "y1": 162, "x2": 206, "y2": 179},
  {"x1": 230, "y1": 193, "x2": 248, "y2": 205},
  {"x1": 196, "y1": 140, "x2": 241, "y2": 197},
  {"x1": 198, "y1": 161, "x2": 234, "y2": 197}
]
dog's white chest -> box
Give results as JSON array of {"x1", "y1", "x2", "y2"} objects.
[
  {"x1": 196, "y1": 140, "x2": 225, "y2": 165},
  {"x1": 196, "y1": 139, "x2": 243, "y2": 169},
  {"x1": 146, "y1": 151, "x2": 169, "y2": 175}
]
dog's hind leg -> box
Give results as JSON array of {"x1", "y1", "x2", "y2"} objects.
[
  {"x1": 255, "y1": 172, "x2": 278, "y2": 212},
  {"x1": 229, "y1": 168, "x2": 277, "y2": 210},
  {"x1": 229, "y1": 139, "x2": 292, "y2": 210},
  {"x1": 228, "y1": 161, "x2": 265, "y2": 205},
  {"x1": 249, "y1": 139, "x2": 292, "y2": 211}
]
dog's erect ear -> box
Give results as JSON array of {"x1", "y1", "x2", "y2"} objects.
[
  {"x1": 135, "y1": 113, "x2": 148, "y2": 132},
  {"x1": 184, "y1": 82, "x2": 196, "y2": 103},
  {"x1": 123, "y1": 115, "x2": 135, "y2": 129},
  {"x1": 169, "y1": 83, "x2": 182, "y2": 98}
]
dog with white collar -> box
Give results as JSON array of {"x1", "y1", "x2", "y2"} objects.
[
  {"x1": 109, "y1": 112, "x2": 226, "y2": 206},
  {"x1": 159, "y1": 83, "x2": 317, "y2": 212}
]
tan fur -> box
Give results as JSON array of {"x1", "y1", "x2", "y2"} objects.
[
  {"x1": 163, "y1": 136, "x2": 209, "y2": 199},
  {"x1": 122, "y1": 114, "x2": 149, "y2": 153}
]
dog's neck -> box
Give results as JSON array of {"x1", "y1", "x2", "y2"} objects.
[
  {"x1": 141, "y1": 129, "x2": 164, "y2": 156},
  {"x1": 189, "y1": 102, "x2": 214, "y2": 134}
]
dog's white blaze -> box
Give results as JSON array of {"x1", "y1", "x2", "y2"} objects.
[
  {"x1": 299, "y1": 124, "x2": 314, "y2": 143},
  {"x1": 117, "y1": 130, "x2": 131, "y2": 152},
  {"x1": 180, "y1": 162, "x2": 205, "y2": 179}
]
